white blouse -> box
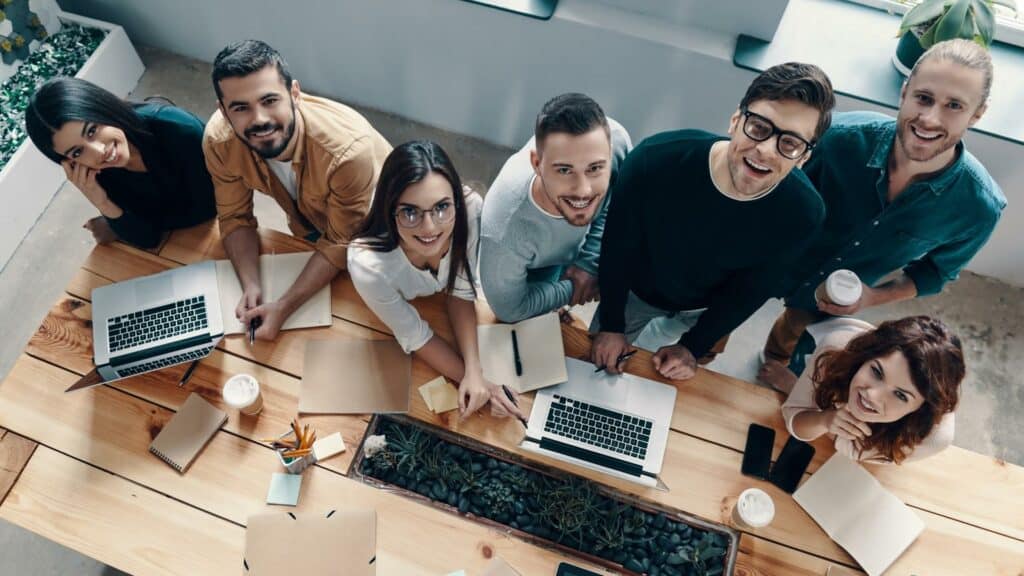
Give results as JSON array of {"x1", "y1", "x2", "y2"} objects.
[
  {"x1": 781, "y1": 317, "x2": 955, "y2": 464},
  {"x1": 347, "y1": 192, "x2": 482, "y2": 353}
]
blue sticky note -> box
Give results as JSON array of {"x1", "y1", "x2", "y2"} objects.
[
  {"x1": 266, "y1": 473, "x2": 302, "y2": 506},
  {"x1": 443, "y1": 572, "x2": 466, "y2": 576}
]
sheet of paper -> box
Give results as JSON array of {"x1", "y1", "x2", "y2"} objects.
[
  {"x1": 312, "y1": 432, "x2": 346, "y2": 461},
  {"x1": 481, "y1": 556, "x2": 522, "y2": 576},
  {"x1": 245, "y1": 509, "x2": 376, "y2": 575},
  {"x1": 216, "y1": 252, "x2": 332, "y2": 335},
  {"x1": 429, "y1": 381, "x2": 460, "y2": 413},
  {"x1": 418, "y1": 376, "x2": 444, "y2": 411},
  {"x1": 478, "y1": 312, "x2": 568, "y2": 393},
  {"x1": 266, "y1": 473, "x2": 302, "y2": 506},
  {"x1": 299, "y1": 339, "x2": 411, "y2": 414},
  {"x1": 794, "y1": 454, "x2": 924, "y2": 576}
]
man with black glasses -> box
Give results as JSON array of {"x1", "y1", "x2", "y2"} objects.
[{"x1": 591, "y1": 62, "x2": 833, "y2": 381}]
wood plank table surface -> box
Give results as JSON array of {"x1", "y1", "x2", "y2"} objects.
[{"x1": 0, "y1": 221, "x2": 1021, "y2": 576}]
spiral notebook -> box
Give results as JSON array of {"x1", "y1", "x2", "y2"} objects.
[{"x1": 149, "y1": 393, "x2": 227, "y2": 473}]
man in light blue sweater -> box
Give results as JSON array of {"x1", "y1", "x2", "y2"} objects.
[{"x1": 479, "y1": 93, "x2": 632, "y2": 323}]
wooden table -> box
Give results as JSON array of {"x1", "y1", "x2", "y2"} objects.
[{"x1": 0, "y1": 221, "x2": 1021, "y2": 576}]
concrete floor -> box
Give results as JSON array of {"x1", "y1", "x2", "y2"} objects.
[{"x1": 0, "y1": 45, "x2": 1020, "y2": 574}]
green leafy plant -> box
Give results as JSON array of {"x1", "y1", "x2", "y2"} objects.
[{"x1": 898, "y1": 0, "x2": 1018, "y2": 49}]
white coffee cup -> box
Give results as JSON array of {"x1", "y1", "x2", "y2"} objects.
[
  {"x1": 732, "y1": 487, "x2": 775, "y2": 529},
  {"x1": 222, "y1": 373, "x2": 263, "y2": 416},
  {"x1": 816, "y1": 269, "x2": 863, "y2": 307}
]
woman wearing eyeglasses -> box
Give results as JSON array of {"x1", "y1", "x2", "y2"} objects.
[
  {"x1": 782, "y1": 315, "x2": 963, "y2": 464},
  {"x1": 348, "y1": 141, "x2": 526, "y2": 420}
]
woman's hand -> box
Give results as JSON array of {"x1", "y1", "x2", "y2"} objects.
[
  {"x1": 457, "y1": 370, "x2": 492, "y2": 419},
  {"x1": 824, "y1": 405, "x2": 872, "y2": 442},
  {"x1": 62, "y1": 160, "x2": 122, "y2": 218}
]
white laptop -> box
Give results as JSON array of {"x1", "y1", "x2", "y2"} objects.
[{"x1": 520, "y1": 357, "x2": 677, "y2": 488}]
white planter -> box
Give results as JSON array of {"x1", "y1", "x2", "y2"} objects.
[{"x1": 0, "y1": 11, "x2": 145, "y2": 272}]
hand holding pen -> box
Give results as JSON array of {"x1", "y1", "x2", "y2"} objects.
[{"x1": 595, "y1": 349, "x2": 637, "y2": 373}]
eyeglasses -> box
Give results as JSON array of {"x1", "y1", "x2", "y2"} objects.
[
  {"x1": 740, "y1": 109, "x2": 815, "y2": 160},
  {"x1": 394, "y1": 199, "x2": 456, "y2": 229}
]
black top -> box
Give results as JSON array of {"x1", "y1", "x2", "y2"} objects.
[
  {"x1": 597, "y1": 130, "x2": 825, "y2": 357},
  {"x1": 96, "y1": 103, "x2": 216, "y2": 248}
]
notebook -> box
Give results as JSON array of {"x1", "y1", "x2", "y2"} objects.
[
  {"x1": 299, "y1": 339, "x2": 411, "y2": 414},
  {"x1": 244, "y1": 509, "x2": 376, "y2": 575},
  {"x1": 477, "y1": 312, "x2": 568, "y2": 393},
  {"x1": 149, "y1": 393, "x2": 227, "y2": 473},
  {"x1": 794, "y1": 453, "x2": 925, "y2": 576},
  {"x1": 215, "y1": 252, "x2": 332, "y2": 335}
]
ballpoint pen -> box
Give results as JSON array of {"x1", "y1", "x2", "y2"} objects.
[
  {"x1": 511, "y1": 329, "x2": 523, "y2": 376},
  {"x1": 502, "y1": 384, "x2": 529, "y2": 428},
  {"x1": 594, "y1": 350, "x2": 637, "y2": 373},
  {"x1": 178, "y1": 360, "x2": 199, "y2": 387}
]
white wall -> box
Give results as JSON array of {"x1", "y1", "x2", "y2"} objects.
[{"x1": 56, "y1": 0, "x2": 1023, "y2": 286}]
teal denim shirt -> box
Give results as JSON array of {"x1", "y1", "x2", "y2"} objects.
[{"x1": 786, "y1": 111, "x2": 1006, "y2": 310}]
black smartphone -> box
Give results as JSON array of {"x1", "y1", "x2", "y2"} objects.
[
  {"x1": 741, "y1": 423, "x2": 775, "y2": 480},
  {"x1": 556, "y1": 562, "x2": 602, "y2": 576},
  {"x1": 770, "y1": 436, "x2": 816, "y2": 494}
]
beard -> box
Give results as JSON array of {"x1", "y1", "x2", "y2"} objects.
[
  {"x1": 239, "y1": 101, "x2": 297, "y2": 159},
  {"x1": 895, "y1": 120, "x2": 956, "y2": 163}
]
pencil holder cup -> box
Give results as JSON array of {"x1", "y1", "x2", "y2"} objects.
[{"x1": 276, "y1": 448, "x2": 316, "y2": 474}]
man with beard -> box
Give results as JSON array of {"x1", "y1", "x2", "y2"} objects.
[
  {"x1": 203, "y1": 40, "x2": 391, "y2": 340},
  {"x1": 479, "y1": 93, "x2": 631, "y2": 323},
  {"x1": 759, "y1": 39, "x2": 1006, "y2": 393},
  {"x1": 591, "y1": 63, "x2": 832, "y2": 380}
]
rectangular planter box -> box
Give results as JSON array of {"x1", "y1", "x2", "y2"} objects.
[
  {"x1": 0, "y1": 11, "x2": 145, "y2": 272},
  {"x1": 350, "y1": 414, "x2": 740, "y2": 575}
]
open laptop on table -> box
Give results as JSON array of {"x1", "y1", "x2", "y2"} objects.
[
  {"x1": 520, "y1": 357, "x2": 676, "y2": 488},
  {"x1": 66, "y1": 260, "x2": 225, "y2": 392}
]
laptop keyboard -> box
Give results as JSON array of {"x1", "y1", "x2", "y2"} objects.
[
  {"x1": 116, "y1": 346, "x2": 212, "y2": 378},
  {"x1": 544, "y1": 394, "x2": 653, "y2": 460},
  {"x1": 107, "y1": 296, "x2": 208, "y2": 353}
]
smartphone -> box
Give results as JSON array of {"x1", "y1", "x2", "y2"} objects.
[
  {"x1": 770, "y1": 436, "x2": 816, "y2": 494},
  {"x1": 556, "y1": 563, "x2": 602, "y2": 576},
  {"x1": 741, "y1": 423, "x2": 775, "y2": 480}
]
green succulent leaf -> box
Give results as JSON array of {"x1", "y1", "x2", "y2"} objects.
[
  {"x1": 900, "y1": 0, "x2": 951, "y2": 33},
  {"x1": 972, "y1": 0, "x2": 996, "y2": 45}
]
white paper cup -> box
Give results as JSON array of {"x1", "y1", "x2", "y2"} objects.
[
  {"x1": 222, "y1": 373, "x2": 263, "y2": 416},
  {"x1": 732, "y1": 488, "x2": 775, "y2": 529},
  {"x1": 816, "y1": 269, "x2": 863, "y2": 307}
]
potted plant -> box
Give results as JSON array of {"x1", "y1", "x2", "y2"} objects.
[{"x1": 894, "y1": 0, "x2": 1018, "y2": 74}]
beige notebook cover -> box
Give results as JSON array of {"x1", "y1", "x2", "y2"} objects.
[
  {"x1": 478, "y1": 312, "x2": 568, "y2": 393},
  {"x1": 215, "y1": 252, "x2": 332, "y2": 335},
  {"x1": 149, "y1": 393, "x2": 226, "y2": 473},
  {"x1": 299, "y1": 339, "x2": 410, "y2": 414},
  {"x1": 794, "y1": 453, "x2": 924, "y2": 576},
  {"x1": 244, "y1": 509, "x2": 376, "y2": 576}
]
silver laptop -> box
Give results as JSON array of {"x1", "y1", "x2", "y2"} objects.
[
  {"x1": 67, "y1": 260, "x2": 225, "y2": 392},
  {"x1": 520, "y1": 357, "x2": 677, "y2": 488}
]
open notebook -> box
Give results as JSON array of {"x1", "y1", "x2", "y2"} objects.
[
  {"x1": 215, "y1": 252, "x2": 332, "y2": 334},
  {"x1": 478, "y1": 312, "x2": 568, "y2": 393},
  {"x1": 794, "y1": 453, "x2": 924, "y2": 576}
]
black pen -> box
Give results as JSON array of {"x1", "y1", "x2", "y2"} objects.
[
  {"x1": 178, "y1": 360, "x2": 199, "y2": 387},
  {"x1": 502, "y1": 385, "x2": 529, "y2": 428},
  {"x1": 511, "y1": 329, "x2": 523, "y2": 376},
  {"x1": 248, "y1": 317, "x2": 261, "y2": 346},
  {"x1": 594, "y1": 350, "x2": 637, "y2": 373}
]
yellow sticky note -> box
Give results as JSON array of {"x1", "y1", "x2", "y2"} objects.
[
  {"x1": 418, "y1": 376, "x2": 445, "y2": 411},
  {"x1": 429, "y1": 380, "x2": 460, "y2": 413},
  {"x1": 312, "y1": 432, "x2": 346, "y2": 461}
]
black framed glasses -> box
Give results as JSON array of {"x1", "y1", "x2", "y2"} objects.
[
  {"x1": 740, "y1": 109, "x2": 814, "y2": 160},
  {"x1": 394, "y1": 199, "x2": 456, "y2": 229}
]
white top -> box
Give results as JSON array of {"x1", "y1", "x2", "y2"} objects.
[
  {"x1": 267, "y1": 159, "x2": 298, "y2": 201},
  {"x1": 781, "y1": 317, "x2": 955, "y2": 464},
  {"x1": 348, "y1": 192, "x2": 482, "y2": 353}
]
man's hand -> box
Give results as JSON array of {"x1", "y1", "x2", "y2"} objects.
[
  {"x1": 235, "y1": 284, "x2": 263, "y2": 324},
  {"x1": 652, "y1": 344, "x2": 697, "y2": 380},
  {"x1": 561, "y1": 265, "x2": 599, "y2": 307},
  {"x1": 817, "y1": 284, "x2": 877, "y2": 316},
  {"x1": 824, "y1": 405, "x2": 872, "y2": 442},
  {"x1": 239, "y1": 299, "x2": 288, "y2": 341},
  {"x1": 591, "y1": 331, "x2": 631, "y2": 374}
]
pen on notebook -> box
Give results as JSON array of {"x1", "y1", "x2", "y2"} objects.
[
  {"x1": 502, "y1": 385, "x2": 529, "y2": 428},
  {"x1": 511, "y1": 329, "x2": 523, "y2": 376},
  {"x1": 178, "y1": 360, "x2": 199, "y2": 387},
  {"x1": 594, "y1": 350, "x2": 637, "y2": 373}
]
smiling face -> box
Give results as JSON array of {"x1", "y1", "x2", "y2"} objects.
[
  {"x1": 395, "y1": 172, "x2": 457, "y2": 263},
  {"x1": 217, "y1": 65, "x2": 299, "y2": 159},
  {"x1": 51, "y1": 120, "x2": 131, "y2": 170},
  {"x1": 530, "y1": 127, "x2": 612, "y2": 226},
  {"x1": 724, "y1": 98, "x2": 820, "y2": 197},
  {"x1": 845, "y1": 350, "x2": 926, "y2": 424},
  {"x1": 896, "y1": 58, "x2": 987, "y2": 163}
]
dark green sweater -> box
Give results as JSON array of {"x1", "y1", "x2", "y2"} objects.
[{"x1": 597, "y1": 130, "x2": 824, "y2": 357}]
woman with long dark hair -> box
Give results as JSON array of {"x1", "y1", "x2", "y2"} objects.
[
  {"x1": 782, "y1": 316, "x2": 964, "y2": 464},
  {"x1": 25, "y1": 77, "x2": 215, "y2": 248},
  {"x1": 348, "y1": 140, "x2": 525, "y2": 420}
]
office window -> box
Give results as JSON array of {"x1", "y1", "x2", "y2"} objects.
[{"x1": 849, "y1": 0, "x2": 1024, "y2": 47}]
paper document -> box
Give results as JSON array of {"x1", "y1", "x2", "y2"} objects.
[
  {"x1": 245, "y1": 509, "x2": 376, "y2": 575},
  {"x1": 216, "y1": 252, "x2": 332, "y2": 334},
  {"x1": 478, "y1": 312, "x2": 568, "y2": 393},
  {"x1": 794, "y1": 453, "x2": 924, "y2": 576},
  {"x1": 299, "y1": 339, "x2": 410, "y2": 414}
]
